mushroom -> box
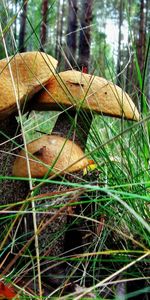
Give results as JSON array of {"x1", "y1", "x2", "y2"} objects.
[
  {"x1": 12, "y1": 135, "x2": 89, "y2": 178},
  {"x1": 0, "y1": 51, "x2": 57, "y2": 120},
  {"x1": 32, "y1": 70, "x2": 140, "y2": 121}
]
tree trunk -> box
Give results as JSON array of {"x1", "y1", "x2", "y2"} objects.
[
  {"x1": 18, "y1": 0, "x2": 28, "y2": 52},
  {"x1": 137, "y1": 0, "x2": 146, "y2": 75},
  {"x1": 78, "y1": 0, "x2": 93, "y2": 72},
  {"x1": 136, "y1": 0, "x2": 147, "y2": 111},
  {"x1": 126, "y1": 0, "x2": 131, "y2": 93},
  {"x1": 55, "y1": 0, "x2": 61, "y2": 59},
  {"x1": 40, "y1": 0, "x2": 49, "y2": 51},
  {"x1": 117, "y1": 0, "x2": 124, "y2": 85},
  {"x1": 144, "y1": 0, "x2": 150, "y2": 105},
  {"x1": 56, "y1": 0, "x2": 66, "y2": 67},
  {"x1": 14, "y1": 0, "x2": 18, "y2": 41},
  {"x1": 65, "y1": 0, "x2": 78, "y2": 69},
  {"x1": 146, "y1": 38, "x2": 150, "y2": 105}
]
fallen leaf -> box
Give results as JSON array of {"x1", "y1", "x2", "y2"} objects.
[{"x1": 0, "y1": 282, "x2": 17, "y2": 299}]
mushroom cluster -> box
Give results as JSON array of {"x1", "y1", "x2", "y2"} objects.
[{"x1": 0, "y1": 51, "x2": 139, "y2": 178}]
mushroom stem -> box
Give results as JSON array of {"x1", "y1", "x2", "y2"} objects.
[
  {"x1": 0, "y1": 117, "x2": 33, "y2": 252},
  {"x1": 53, "y1": 110, "x2": 93, "y2": 150},
  {"x1": 0, "y1": 116, "x2": 28, "y2": 203},
  {"x1": 52, "y1": 110, "x2": 93, "y2": 257}
]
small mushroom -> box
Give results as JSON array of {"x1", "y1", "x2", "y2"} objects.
[
  {"x1": 32, "y1": 70, "x2": 140, "y2": 121},
  {"x1": 0, "y1": 51, "x2": 57, "y2": 120},
  {"x1": 12, "y1": 135, "x2": 89, "y2": 178}
]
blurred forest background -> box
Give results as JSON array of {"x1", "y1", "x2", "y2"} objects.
[{"x1": 0, "y1": 0, "x2": 150, "y2": 107}]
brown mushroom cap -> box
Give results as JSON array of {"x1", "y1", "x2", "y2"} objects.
[
  {"x1": 12, "y1": 135, "x2": 89, "y2": 178},
  {"x1": 0, "y1": 51, "x2": 58, "y2": 120},
  {"x1": 33, "y1": 70, "x2": 140, "y2": 121}
]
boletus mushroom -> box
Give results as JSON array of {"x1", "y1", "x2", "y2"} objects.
[
  {"x1": 12, "y1": 135, "x2": 89, "y2": 178},
  {"x1": 32, "y1": 70, "x2": 140, "y2": 121},
  {"x1": 0, "y1": 51, "x2": 57, "y2": 120}
]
